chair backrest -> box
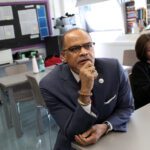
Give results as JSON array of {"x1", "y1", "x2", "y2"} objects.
[
  {"x1": 26, "y1": 75, "x2": 45, "y2": 107},
  {"x1": 44, "y1": 56, "x2": 62, "y2": 67},
  {"x1": 4, "y1": 64, "x2": 33, "y2": 102},
  {"x1": 123, "y1": 50, "x2": 138, "y2": 66},
  {"x1": 5, "y1": 64, "x2": 28, "y2": 75}
]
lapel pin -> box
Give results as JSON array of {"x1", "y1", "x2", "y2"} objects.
[{"x1": 98, "y1": 78, "x2": 104, "y2": 84}]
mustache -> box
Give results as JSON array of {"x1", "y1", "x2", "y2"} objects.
[{"x1": 77, "y1": 57, "x2": 93, "y2": 63}]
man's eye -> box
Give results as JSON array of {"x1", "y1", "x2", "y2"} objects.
[
  {"x1": 84, "y1": 44, "x2": 92, "y2": 49},
  {"x1": 69, "y1": 46, "x2": 80, "y2": 52}
]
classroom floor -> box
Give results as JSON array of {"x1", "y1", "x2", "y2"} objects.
[{"x1": 0, "y1": 101, "x2": 58, "y2": 150}]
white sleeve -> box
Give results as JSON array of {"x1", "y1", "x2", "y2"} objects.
[{"x1": 81, "y1": 103, "x2": 97, "y2": 118}]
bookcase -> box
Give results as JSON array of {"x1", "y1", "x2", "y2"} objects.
[
  {"x1": 125, "y1": 1, "x2": 136, "y2": 33},
  {"x1": 147, "y1": 0, "x2": 150, "y2": 24}
]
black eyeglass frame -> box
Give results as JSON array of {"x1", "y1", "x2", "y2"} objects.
[{"x1": 63, "y1": 42, "x2": 95, "y2": 53}]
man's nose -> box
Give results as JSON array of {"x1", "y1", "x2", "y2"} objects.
[{"x1": 79, "y1": 46, "x2": 88, "y2": 55}]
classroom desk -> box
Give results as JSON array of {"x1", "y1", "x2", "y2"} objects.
[
  {"x1": 72, "y1": 103, "x2": 150, "y2": 150},
  {"x1": 0, "y1": 66, "x2": 55, "y2": 137}
]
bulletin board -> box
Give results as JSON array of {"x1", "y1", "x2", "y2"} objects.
[{"x1": 0, "y1": 2, "x2": 51, "y2": 50}]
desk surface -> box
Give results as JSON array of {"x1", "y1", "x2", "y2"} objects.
[
  {"x1": 72, "y1": 104, "x2": 150, "y2": 150},
  {"x1": 0, "y1": 65, "x2": 55, "y2": 87},
  {"x1": 0, "y1": 72, "x2": 29, "y2": 87},
  {"x1": 26, "y1": 69, "x2": 50, "y2": 84}
]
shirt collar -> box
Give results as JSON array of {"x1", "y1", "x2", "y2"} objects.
[{"x1": 70, "y1": 69, "x2": 80, "y2": 83}]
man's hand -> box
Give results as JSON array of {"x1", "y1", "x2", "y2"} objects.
[
  {"x1": 74, "y1": 124, "x2": 108, "y2": 146},
  {"x1": 79, "y1": 61, "x2": 98, "y2": 94}
]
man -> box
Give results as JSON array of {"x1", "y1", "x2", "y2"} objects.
[{"x1": 40, "y1": 28, "x2": 134, "y2": 150}]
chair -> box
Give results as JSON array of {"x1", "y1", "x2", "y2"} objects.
[
  {"x1": 4, "y1": 64, "x2": 33, "y2": 102},
  {"x1": 3, "y1": 64, "x2": 33, "y2": 137},
  {"x1": 5, "y1": 64, "x2": 28, "y2": 75},
  {"x1": 26, "y1": 75, "x2": 46, "y2": 133},
  {"x1": 123, "y1": 50, "x2": 138, "y2": 66},
  {"x1": 26, "y1": 75, "x2": 55, "y2": 149},
  {"x1": 44, "y1": 55, "x2": 62, "y2": 67},
  {"x1": 123, "y1": 50, "x2": 138, "y2": 74},
  {"x1": 26, "y1": 75, "x2": 59, "y2": 149}
]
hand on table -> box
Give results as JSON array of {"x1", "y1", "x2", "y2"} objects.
[{"x1": 74, "y1": 124, "x2": 108, "y2": 146}]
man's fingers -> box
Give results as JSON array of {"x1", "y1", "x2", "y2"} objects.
[
  {"x1": 75, "y1": 135, "x2": 86, "y2": 146},
  {"x1": 94, "y1": 70, "x2": 98, "y2": 79},
  {"x1": 75, "y1": 133, "x2": 97, "y2": 146},
  {"x1": 84, "y1": 133, "x2": 97, "y2": 144},
  {"x1": 81, "y1": 128, "x2": 93, "y2": 138},
  {"x1": 78, "y1": 134, "x2": 93, "y2": 146},
  {"x1": 81, "y1": 61, "x2": 94, "y2": 71}
]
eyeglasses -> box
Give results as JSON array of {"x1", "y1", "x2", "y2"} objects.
[{"x1": 63, "y1": 42, "x2": 95, "y2": 53}]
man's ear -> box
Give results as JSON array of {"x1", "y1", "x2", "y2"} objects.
[{"x1": 60, "y1": 50, "x2": 67, "y2": 63}]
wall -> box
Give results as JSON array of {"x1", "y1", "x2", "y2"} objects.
[
  {"x1": 56, "y1": 0, "x2": 145, "y2": 64},
  {"x1": 49, "y1": 0, "x2": 138, "y2": 64},
  {"x1": 0, "y1": 0, "x2": 144, "y2": 62},
  {"x1": 0, "y1": 0, "x2": 49, "y2": 57},
  {"x1": 92, "y1": 33, "x2": 140, "y2": 64},
  {"x1": 94, "y1": 42, "x2": 135, "y2": 64}
]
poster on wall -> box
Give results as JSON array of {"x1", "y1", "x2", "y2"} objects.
[
  {"x1": 0, "y1": 2, "x2": 50, "y2": 49},
  {"x1": 0, "y1": 25, "x2": 15, "y2": 40},
  {"x1": 0, "y1": 6, "x2": 13, "y2": 21},
  {"x1": 18, "y1": 8, "x2": 39, "y2": 35},
  {"x1": 36, "y1": 5, "x2": 49, "y2": 40}
]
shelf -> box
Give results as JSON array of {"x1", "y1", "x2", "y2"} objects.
[{"x1": 125, "y1": 1, "x2": 136, "y2": 34}]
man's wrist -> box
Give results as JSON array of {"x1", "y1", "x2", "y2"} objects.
[
  {"x1": 103, "y1": 121, "x2": 113, "y2": 133},
  {"x1": 78, "y1": 96, "x2": 91, "y2": 106},
  {"x1": 78, "y1": 92, "x2": 92, "y2": 104},
  {"x1": 79, "y1": 90, "x2": 92, "y2": 97}
]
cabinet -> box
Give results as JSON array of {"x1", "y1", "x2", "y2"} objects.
[{"x1": 125, "y1": 1, "x2": 136, "y2": 33}]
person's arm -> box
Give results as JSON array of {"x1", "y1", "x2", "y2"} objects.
[
  {"x1": 74, "y1": 60, "x2": 134, "y2": 146},
  {"x1": 40, "y1": 61, "x2": 99, "y2": 140},
  {"x1": 79, "y1": 60, "x2": 134, "y2": 132},
  {"x1": 74, "y1": 123, "x2": 108, "y2": 146},
  {"x1": 80, "y1": 103, "x2": 97, "y2": 118},
  {"x1": 40, "y1": 80, "x2": 97, "y2": 141},
  {"x1": 74, "y1": 61, "x2": 114, "y2": 145},
  {"x1": 131, "y1": 64, "x2": 150, "y2": 103},
  {"x1": 105, "y1": 62, "x2": 134, "y2": 131}
]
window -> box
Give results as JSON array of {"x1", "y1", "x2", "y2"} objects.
[{"x1": 79, "y1": 0, "x2": 124, "y2": 32}]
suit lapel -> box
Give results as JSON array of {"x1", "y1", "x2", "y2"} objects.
[
  {"x1": 92, "y1": 60, "x2": 105, "y2": 107},
  {"x1": 59, "y1": 64, "x2": 80, "y2": 106},
  {"x1": 59, "y1": 61, "x2": 105, "y2": 107}
]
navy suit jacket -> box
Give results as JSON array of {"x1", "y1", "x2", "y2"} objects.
[{"x1": 40, "y1": 58, "x2": 134, "y2": 150}]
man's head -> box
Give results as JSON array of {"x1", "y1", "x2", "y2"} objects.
[{"x1": 61, "y1": 28, "x2": 95, "y2": 74}]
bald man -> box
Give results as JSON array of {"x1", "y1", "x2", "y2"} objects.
[{"x1": 40, "y1": 28, "x2": 134, "y2": 150}]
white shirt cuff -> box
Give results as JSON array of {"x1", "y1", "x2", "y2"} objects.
[
  {"x1": 104, "y1": 121, "x2": 113, "y2": 133},
  {"x1": 81, "y1": 103, "x2": 97, "y2": 118}
]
